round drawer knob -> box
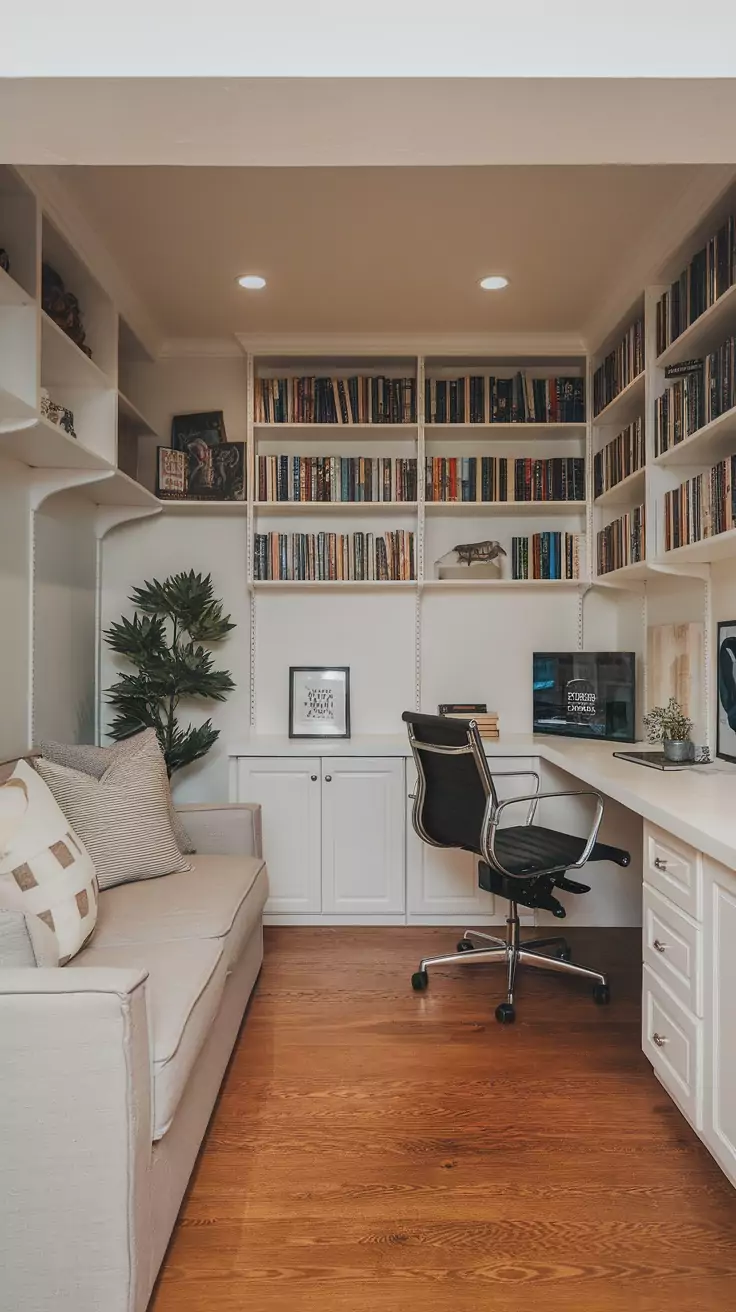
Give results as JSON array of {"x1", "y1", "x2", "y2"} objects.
[
  {"x1": 310, "y1": 775, "x2": 318, "y2": 782},
  {"x1": 653, "y1": 857, "x2": 668, "y2": 871},
  {"x1": 653, "y1": 1032, "x2": 667, "y2": 1048},
  {"x1": 324, "y1": 775, "x2": 332, "y2": 782},
  {"x1": 653, "y1": 939, "x2": 667, "y2": 954}
]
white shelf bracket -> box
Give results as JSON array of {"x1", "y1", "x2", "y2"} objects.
[
  {"x1": 93, "y1": 503, "x2": 162, "y2": 540},
  {"x1": 29, "y1": 467, "x2": 113, "y2": 512}
]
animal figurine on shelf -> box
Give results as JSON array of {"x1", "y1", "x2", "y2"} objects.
[
  {"x1": 435, "y1": 540, "x2": 507, "y2": 581},
  {"x1": 41, "y1": 263, "x2": 92, "y2": 358},
  {"x1": 0, "y1": 249, "x2": 9, "y2": 273}
]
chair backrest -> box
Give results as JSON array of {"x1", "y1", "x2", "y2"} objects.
[{"x1": 402, "y1": 711, "x2": 497, "y2": 853}]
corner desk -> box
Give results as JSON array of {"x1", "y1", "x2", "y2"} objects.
[{"x1": 229, "y1": 733, "x2": 736, "y2": 1189}]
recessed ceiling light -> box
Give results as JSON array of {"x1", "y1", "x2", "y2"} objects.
[
  {"x1": 479, "y1": 275, "x2": 509, "y2": 291},
  {"x1": 237, "y1": 274, "x2": 266, "y2": 290}
]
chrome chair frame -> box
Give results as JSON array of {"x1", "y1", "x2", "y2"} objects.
[{"x1": 406, "y1": 718, "x2": 610, "y2": 1015}]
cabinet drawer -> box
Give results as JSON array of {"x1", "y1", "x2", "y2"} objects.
[
  {"x1": 642, "y1": 966, "x2": 702, "y2": 1130},
  {"x1": 643, "y1": 885, "x2": 702, "y2": 1016},
  {"x1": 644, "y1": 822, "x2": 702, "y2": 919}
]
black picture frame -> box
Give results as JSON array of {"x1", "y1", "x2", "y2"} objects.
[
  {"x1": 171, "y1": 410, "x2": 227, "y2": 450},
  {"x1": 288, "y1": 666, "x2": 351, "y2": 739},
  {"x1": 716, "y1": 621, "x2": 736, "y2": 763}
]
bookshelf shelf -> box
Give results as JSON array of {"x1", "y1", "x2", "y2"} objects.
[
  {"x1": 594, "y1": 560, "x2": 649, "y2": 585},
  {"x1": 592, "y1": 371, "x2": 646, "y2": 429},
  {"x1": 82, "y1": 469, "x2": 161, "y2": 510},
  {"x1": 253, "y1": 579, "x2": 416, "y2": 591},
  {"x1": 656, "y1": 282, "x2": 736, "y2": 370},
  {"x1": 661, "y1": 527, "x2": 736, "y2": 566},
  {"x1": 0, "y1": 386, "x2": 37, "y2": 430},
  {"x1": 118, "y1": 392, "x2": 158, "y2": 439},
  {"x1": 254, "y1": 500, "x2": 417, "y2": 515},
  {"x1": 422, "y1": 578, "x2": 583, "y2": 591},
  {"x1": 159, "y1": 500, "x2": 247, "y2": 515},
  {"x1": 0, "y1": 414, "x2": 111, "y2": 470},
  {"x1": 654, "y1": 405, "x2": 736, "y2": 469},
  {"x1": 424, "y1": 500, "x2": 585, "y2": 517},
  {"x1": 254, "y1": 423, "x2": 417, "y2": 434},
  {"x1": 0, "y1": 264, "x2": 34, "y2": 308},
  {"x1": 41, "y1": 312, "x2": 111, "y2": 391},
  {"x1": 594, "y1": 467, "x2": 646, "y2": 508},
  {"x1": 426, "y1": 422, "x2": 586, "y2": 442}
]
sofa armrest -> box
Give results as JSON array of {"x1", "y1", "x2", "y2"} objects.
[
  {"x1": 175, "y1": 802, "x2": 262, "y2": 858},
  {"x1": 0, "y1": 967, "x2": 152, "y2": 1312}
]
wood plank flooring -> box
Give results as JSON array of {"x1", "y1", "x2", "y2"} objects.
[{"x1": 151, "y1": 927, "x2": 736, "y2": 1312}]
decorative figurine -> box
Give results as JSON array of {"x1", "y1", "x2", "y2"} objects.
[
  {"x1": 41, "y1": 263, "x2": 92, "y2": 358},
  {"x1": 0, "y1": 249, "x2": 9, "y2": 273},
  {"x1": 435, "y1": 540, "x2": 507, "y2": 581}
]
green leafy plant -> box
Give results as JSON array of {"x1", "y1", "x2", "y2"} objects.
[
  {"x1": 105, "y1": 571, "x2": 235, "y2": 775},
  {"x1": 643, "y1": 697, "x2": 693, "y2": 744}
]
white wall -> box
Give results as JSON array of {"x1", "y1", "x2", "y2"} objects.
[
  {"x1": 0, "y1": 457, "x2": 32, "y2": 758},
  {"x1": 33, "y1": 496, "x2": 97, "y2": 744}
]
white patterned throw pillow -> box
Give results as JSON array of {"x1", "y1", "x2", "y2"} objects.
[
  {"x1": 0, "y1": 760, "x2": 98, "y2": 966},
  {"x1": 36, "y1": 731, "x2": 191, "y2": 891}
]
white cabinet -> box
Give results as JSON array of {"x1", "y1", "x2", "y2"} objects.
[
  {"x1": 234, "y1": 755, "x2": 405, "y2": 919},
  {"x1": 405, "y1": 757, "x2": 536, "y2": 920},
  {"x1": 321, "y1": 758, "x2": 405, "y2": 914},
  {"x1": 235, "y1": 757, "x2": 322, "y2": 914},
  {"x1": 702, "y1": 857, "x2": 736, "y2": 1186}
]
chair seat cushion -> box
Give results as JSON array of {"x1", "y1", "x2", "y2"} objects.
[
  {"x1": 93, "y1": 855, "x2": 268, "y2": 972},
  {"x1": 491, "y1": 825, "x2": 588, "y2": 877},
  {"x1": 75, "y1": 936, "x2": 227, "y2": 1139}
]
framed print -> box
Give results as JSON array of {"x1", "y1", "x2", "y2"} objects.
[
  {"x1": 156, "y1": 447, "x2": 187, "y2": 499},
  {"x1": 171, "y1": 410, "x2": 227, "y2": 450},
  {"x1": 289, "y1": 666, "x2": 351, "y2": 739},
  {"x1": 717, "y1": 621, "x2": 736, "y2": 762}
]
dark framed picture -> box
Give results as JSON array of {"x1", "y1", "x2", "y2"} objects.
[
  {"x1": 289, "y1": 666, "x2": 351, "y2": 739},
  {"x1": 716, "y1": 621, "x2": 736, "y2": 762},
  {"x1": 171, "y1": 410, "x2": 227, "y2": 450},
  {"x1": 156, "y1": 447, "x2": 187, "y2": 499},
  {"x1": 188, "y1": 441, "x2": 246, "y2": 501}
]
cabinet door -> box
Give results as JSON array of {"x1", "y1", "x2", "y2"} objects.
[
  {"x1": 702, "y1": 857, "x2": 736, "y2": 1186},
  {"x1": 321, "y1": 758, "x2": 405, "y2": 915},
  {"x1": 406, "y1": 758, "x2": 536, "y2": 918},
  {"x1": 235, "y1": 758, "x2": 321, "y2": 914}
]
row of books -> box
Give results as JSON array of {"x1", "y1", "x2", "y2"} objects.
[
  {"x1": 664, "y1": 456, "x2": 736, "y2": 552},
  {"x1": 424, "y1": 374, "x2": 585, "y2": 424},
  {"x1": 596, "y1": 506, "x2": 645, "y2": 575},
  {"x1": 255, "y1": 376, "x2": 416, "y2": 425},
  {"x1": 425, "y1": 457, "x2": 585, "y2": 503},
  {"x1": 253, "y1": 530, "x2": 416, "y2": 581},
  {"x1": 593, "y1": 319, "x2": 644, "y2": 416},
  {"x1": 654, "y1": 340, "x2": 736, "y2": 456},
  {"x1": 257, "y1": 455, "x2": 417, "y2": 503},
  {"x1": 510, "y1": 532, "x2": 582, "y2": 580},
  {"x1": 656, "y1": 216, "x2": 736, "y2": 356},
  {"x1": 593, "y1": 419, "x2": 644, "y2": 498}
]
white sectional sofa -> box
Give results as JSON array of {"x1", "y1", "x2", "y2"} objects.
[{"x1": 0, "y1": 799, "x2": 268, "y2": 1312}]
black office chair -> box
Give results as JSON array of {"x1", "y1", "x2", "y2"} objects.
[{"x1": 403, "y1": 711, "x2": 631, "y2": 1023}]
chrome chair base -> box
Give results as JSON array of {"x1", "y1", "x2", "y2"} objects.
[{"x1": 411, "y1": 904, "x2": 610, "y2": 1023}]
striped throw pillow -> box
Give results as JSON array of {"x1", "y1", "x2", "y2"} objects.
[{"x1": 36, "y1": 733, "x2": 191, "y2": 891}]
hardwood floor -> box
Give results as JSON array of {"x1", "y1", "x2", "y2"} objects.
[{"x1": 151, "y1": 927, "x2": 736, "y2": 1312}]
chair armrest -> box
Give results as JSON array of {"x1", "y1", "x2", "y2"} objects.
[
  {"x1": 0, "y1": 966, "x2": 152, "y2": 1312},
  {"x1": 489, "y1": 769, "x2": 541, "y2": 824},
  {"x1": 487, "y1": 789, "x2": 604, "y2": 878},
  {"x1": 175, "y1": 802, "x2": 262, "y2": 858}
]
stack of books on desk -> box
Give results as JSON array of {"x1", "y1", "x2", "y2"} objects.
[{"x1": 439, "y1": 704, "x2": 499, "y2": 739}]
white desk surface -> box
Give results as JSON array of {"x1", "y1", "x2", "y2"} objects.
[{"x1": 229, "y1": 733, "x2": 736, "y2": 871}]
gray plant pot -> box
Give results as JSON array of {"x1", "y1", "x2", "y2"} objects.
[{"x1": 663, "y1": 738, "x2": 694, "y2": 763}]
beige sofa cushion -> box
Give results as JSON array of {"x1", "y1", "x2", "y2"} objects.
[
  {"x1": 75, "y1": 935, "x2": 227, "y2": 1139},
  {"x1": 93, "y1": 855, "x2": 268, "y2": 973}
]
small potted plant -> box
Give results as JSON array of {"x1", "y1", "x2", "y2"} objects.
[{"x1": 643, "y1": 697, "x2": 694, "y2": 762}]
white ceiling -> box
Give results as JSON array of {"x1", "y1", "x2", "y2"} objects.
[{"x1": 63, "y1": 164, "x2": 725, "y2": 339}]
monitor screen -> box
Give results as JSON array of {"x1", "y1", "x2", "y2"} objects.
[{"x1": 533, "y1": 652, "x2": 636, "y2": 742}]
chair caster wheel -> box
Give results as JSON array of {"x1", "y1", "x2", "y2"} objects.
[
  {"x1": 593, "y1": 983, "x2": 611, "y2": 1005},
  {"x1": 457, "y1": 939, "x2": 475, "y2": 952},
  {"x1": 558, "y1": 947, "x2": 571, "y2": 961},
  {"x1": 495, "y1": 1002, "x2": 516, "y2": 1024},
  {"x1": 411, "y1": 970, "x2": 428, "y2": 991}
]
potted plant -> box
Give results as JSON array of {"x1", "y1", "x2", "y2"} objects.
[
  {"x1": 643, "y1": 697, "x2": 694, "y2": 763},
  {"x1": 104, "y1": 571, "x2": 235, "y2": 776}
]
